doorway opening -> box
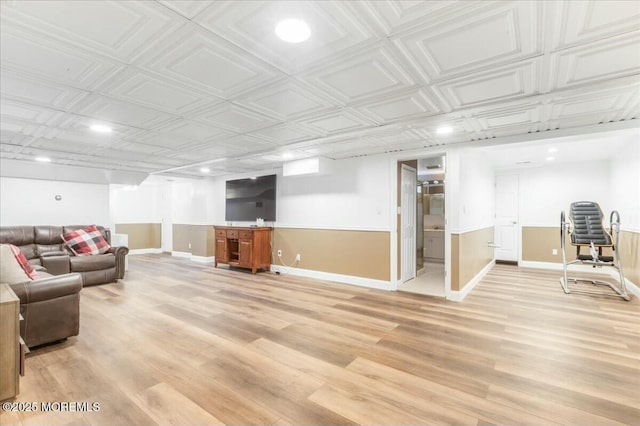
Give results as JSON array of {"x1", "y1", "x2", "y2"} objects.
[{"x1": 398, "y1": 155, "x2": 446, "y2": 297}]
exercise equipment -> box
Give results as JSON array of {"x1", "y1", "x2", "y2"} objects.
[{"x1": 560, "y1": 201, "x2": 630, "y2": 300}]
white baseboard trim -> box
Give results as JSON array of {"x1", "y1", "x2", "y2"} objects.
[
  {"x1": 192, "y1": 255, "x2": 214, "y2": 263},
  {"x1": 171, "y1": 251, "x2": 191, "y2": 258},
  {"x1": 519, "y1": 260, "x2": 639, "y2": 298},
  {"x1": 447, "y1": 260, "x2": 495, "y2": 302},
  {"x1": 171, "y1": 251, "x2": 214, "y2": 263},
  {"x1": 128, "y1": 248, "x2": 162, "y2": 255},
  {"x1": 270, "y1": 265, "x2": 393, "y2": 291}
]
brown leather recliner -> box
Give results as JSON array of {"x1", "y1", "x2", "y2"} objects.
[
  {"x1": 9, "y1": 272, "x2": 83, "y2": 348},
  {"x1": 0, "y1": 225, "x2": 129, "y2": 286}
]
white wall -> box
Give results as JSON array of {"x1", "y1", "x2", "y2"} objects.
[
  {"x1": 171, "y1": 179, "x2": 220, "y2": 225},
  {"x1": 449, "y1": 148, "x2": 495, "y2": 233},
  {"x1": 515, "y1": 160, "x2": 611, "y2": 227},
  {"x1": 109, "y1": 184, "x2": 164, "y2": 225},
  {"x1": 276, "y1": 156, "x2": 391, "y2": 230},
  {"x1": 0, "y1": 177, "x2": 110, "y2": 226},
  {"x1": 609, "y1": 139, "x2": 640, "y2": 231}
]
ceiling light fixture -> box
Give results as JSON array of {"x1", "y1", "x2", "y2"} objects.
[
  {"x1": 546, "y1": 156, "x2": 555, "y2": 161},
  {"x1": 548, "y1": 147, "x2": 558, "y2": 153},
  {"x1": 275, "y1": 19, "x2": 310, "y2": 43},
  {"x1": 90, "y1": 124, "x2": 112, "y2": 133},
  {"x1": 200, "y1": 167, "x2": 210, "y2": 173},
  {"x1": 436, "y1": 126, "x2": 453, "y2": 135},
  {"x1": 35, "y1": 156, "x2": 51, "y2": 163}
]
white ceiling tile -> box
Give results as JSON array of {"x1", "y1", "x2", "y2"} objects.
[
  {"x1": 157, "y1": 0, "x2": 213, "y2": 19},
  {"x1": 298, "y1": 110, "x2": 374, "y2": 135},
  {"x1": 97, "y1": 69, "x2": 219, "y2": 115},
  {"x1": 362, "y1": 0, "x2": 477, "y2": 34},
  {"x1": 555, "y1": 0, "x2": 640, "y2": 49},
  {"x1": 550, "y1": 91, "x2": 630, "y2": 119},
  {"x1": 473, "y1": 104, "x2": 543, "y2": 131},
  {"x1": 0, "y1": 1, "x2": 637, "y2": 176},
  {"x1": 186, "y1": 140, "x2": 252, "y2": 158},
  {"x1": 133, "y1": 132, "x2": 198, "y2": 149},
  {"x1": 434, "y1": 59, "x2": 541, "y2": 109},
  {"x1": 71, "y1": 95, "x2": 175, "y2": 129},
  {"x1": 139, "y1": 24, "x2": 281, "y2": 98},
  {"x1": 195, "y1": 1, "x2": 378, "y2": 73},
  {"x1": 192, "y1": 103, "x2": 280, "y2": 132},
  {"x1": 393, "y1": 1, "x2": 542, "y2": 82},
  {"x1": 1, "y1": 0, "x2": 182, "y2": 62},
  {"x1": 234, "y1": 80, "x2": 334, "y2": 120},
  {"x1": 249, "y1": 124, "x2": 316, "y2": 145},
  {"x1": 304, "y1": 45, "x2": 418, "y2": 103},
  {"x1": 153, "y1": 119, "x2": 233, "y2": 142},
  {"x1": 0, "y1": 25, "x2": 124, "y2": 90},
  {"x1": 222, "y1": 134, "x2": 276, "y2": 153},
  {"x1": 355, "y1": 89, "x2": 441, "y2": 123},
  {"x1": 0, "y1": 100, "x2": 63, "y2": 124},
  {"x1": 553, "y1": 33, "x2": 640, "y2": 89},
  {"x1": 0, "y1": 72, "x2": 88, "y2": 110}
]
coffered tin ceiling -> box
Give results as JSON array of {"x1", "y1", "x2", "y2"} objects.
[{"x1": 1, "y1": 0, "x2": 639, "y2": 179}]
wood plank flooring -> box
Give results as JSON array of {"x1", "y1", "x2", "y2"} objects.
[{"x1": 1, "y1": 255, "x2": 638, "y2": 425}]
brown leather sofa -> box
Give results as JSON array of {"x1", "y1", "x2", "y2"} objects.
[
  {"x1": 0, "y1": 225, "x2": 129, "y2": 286},
  {"x1": 9, "y1": 272, "x2": 83, "y2": 348}
]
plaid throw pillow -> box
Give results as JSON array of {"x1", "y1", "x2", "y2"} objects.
[
  {"x1": 6, "y1": 244, "x2": 38, "y2": 280},
  {"x1": 61, "y1": 225, "x2": 111, "y2": 256}
]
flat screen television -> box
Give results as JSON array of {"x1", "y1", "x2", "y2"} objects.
[{"x1": 225, "y1": 174, "x2": 277, "y2": 222}]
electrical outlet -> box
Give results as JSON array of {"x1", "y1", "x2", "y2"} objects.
[
  {"x1": 277, "y1": 249, "x2": 282, "y2": 257},
  {"x1": 295, "y1": 254, "x2": 301, "y2": 261},
  {"x1": 552, "y1": 249, "x2": 558, "y2": 255}
]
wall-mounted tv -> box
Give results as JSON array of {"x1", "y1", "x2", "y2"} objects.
[{"x1": 225, "y1": 174, "x2": 277, "y2": 222}]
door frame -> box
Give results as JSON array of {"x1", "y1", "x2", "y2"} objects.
[
  {"x1": 390, "y1": 153, "x2": 450, "y2": 297},
  {"x1": 400, "y1": 164, "x2": 417, "y2": 283}
]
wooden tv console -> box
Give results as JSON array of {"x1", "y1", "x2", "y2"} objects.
[{"x1": 214, "y1": 226, "x2": 272, "y2": 274}]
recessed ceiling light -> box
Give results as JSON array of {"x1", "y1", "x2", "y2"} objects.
[
  {"x1": 546, "y1": 156, "x2": 555, "y2": 161},
  {"x1": 436, "y1": 126, "x2": 453, "y2": 135},
  {"x1": 275, "y1": 19, "x2": 310, "y2": 43},
  {"x1": 547, "y1": 147, "x2": 558, "y2": 153},
  {"x1": 200, "y1": 167, "x2": 210, "y2": 173},
  {"x1": 282, "y1": 152, "x2": 294, "y2": 159},
  {"x1": 250, "y1": 177, "x2": 257, "y2": 180},
  {"x1": 35, "y1": 156, "x2": 51, "y2": 163},
  {"x1": 90, "y1": 124, "x2": 112, "y2": 133}
]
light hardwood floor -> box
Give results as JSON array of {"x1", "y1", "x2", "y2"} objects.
[{"x1": 1, "y1": 255, "x2": 638, "y2": 425}]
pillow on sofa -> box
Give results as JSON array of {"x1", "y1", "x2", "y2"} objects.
[
  {"x1": 61, "y1": 225, "x2": 111, "y2": 256},
  {"x1": 0, "y1": 244, "x2": 38, "y2": 283}
]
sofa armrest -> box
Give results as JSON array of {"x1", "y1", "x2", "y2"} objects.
[
  {"x1": 9, "y1": 273, "x2": 83, "y2": 304},
  {"x1": 41, "y1": 254, "x2": 71, "y2": 275},
  {"x1": 107, "y1": 246, "x2": 129, "y2": 279}
]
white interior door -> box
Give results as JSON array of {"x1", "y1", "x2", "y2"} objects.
[
  {"x1": 401, "y1": 165, "x2": 417, "y2": 282},
  {"x1": 494, "y1": 174, "x2": 519, "y2": 262},
  {"x1": 161, "y1": 184, "x2": 173, "y2": 253}
]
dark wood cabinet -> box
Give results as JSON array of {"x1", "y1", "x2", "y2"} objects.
[{"x1": 214, "y1": 226, "x2": 272, "y2": 274}]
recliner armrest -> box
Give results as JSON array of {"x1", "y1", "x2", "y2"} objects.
[
  {"x1": 10, "y1": 273, "x2": 83, "y2": 304},
  {"x1": 107, "y1": 245, "x2": 129, "y2": 280},
  {"x1": 107, "y1": 246, "x2": 129, "y2": 257},
  {"x1": 41, "y1": 254, "x2": 71, "y2": 275}
]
